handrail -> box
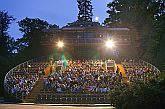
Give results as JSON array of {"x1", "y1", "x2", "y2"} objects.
[
  {"x1": 121, "y1": 59, "x2": 161, "y2": 74},
  {"x1": 139, "y1": 60, "x2": 161, "y2": 74}
]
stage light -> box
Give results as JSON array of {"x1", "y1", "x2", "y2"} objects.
[
  {"x1": 105, "y1": 40, "x2": 114, "y2": 48},
  {"x1": 57, "y1": 41, "x2": 64, "y2": 48}
]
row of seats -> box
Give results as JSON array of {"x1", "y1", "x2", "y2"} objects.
[
  {"x1": 28, "y1": 62, "x2": 48, "y2": 68},
  {"x1": 36, "y1": 93, "x2": 110, "y2": 103},
  {"x1": 122, "y1": 62, "x2": 145, "y2": 69}
]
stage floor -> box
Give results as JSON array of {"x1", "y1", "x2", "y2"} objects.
[{"x1": 0, "y1": 104, "x2": 114, "y2": 109}]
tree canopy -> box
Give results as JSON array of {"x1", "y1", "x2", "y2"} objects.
[
  {"x1": 16, "y1": 17, "x2": 58, "y2": 60},
  {"x1": 109, "y1": 78, "x2": 165, "y2": 109},
  {"x1": 0, "y1": 10, "x2": 16, "y2": 97},
  {"x1": 104, "y1": 0, "x2": 165, "y2": 69},
  {"x1": 0, "y1": 10, "x2": 15, "y2": 57}
]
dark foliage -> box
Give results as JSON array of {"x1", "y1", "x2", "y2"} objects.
[
  {"x1": 0, "y1": 10, "x2": 15, "y2": 97},
  {"x1": 104, "y1": 0, "x2": 165, "y2": 70},
  {"x1": 16, "y1": 17, "x2": 58, "y2": 61},
  {"x1": 105, "y1": 0, "x2": 165, "y2": 108},
  {"x1": 109, "y1": 78, "x2": 165, "y2": 109}
]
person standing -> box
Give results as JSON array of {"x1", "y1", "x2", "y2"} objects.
[{"x1": 116, "y1": 66, "x2": 120, "y2": 74}]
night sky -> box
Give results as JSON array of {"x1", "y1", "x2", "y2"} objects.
[{"x1": 0, "y1": 0, "x2": 112, "y2": 39}]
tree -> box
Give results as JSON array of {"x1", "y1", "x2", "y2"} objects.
[
  {"x1": 16, "y1": 17, "x2": 58, "y2": 60},
  {"x1": 110, "y1": 79, "x2": 165, "y2": 109},
  {"x1": 0, "y1": 10, "x2": 15, "y2": 97},
  {"x1": 104, "y1": 0, "x2": 165, "y2": 69},
  {"x1": 152, "y1": 14, "x2": 165, "y2": 69},
  {"x1": 104, "y1": 0, "x2": 164, "y2": 28},
  {"x1": 0, "y1": 10, "x2": 15, "y2": 57},
  {"x1": 77, "y1": 0, "x2": 93, "y2": 22}
]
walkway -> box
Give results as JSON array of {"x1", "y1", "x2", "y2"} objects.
[
  {"x1": 116, "y1": 64, "x2": 128, "y2": 83},
  {"x1": 44, "y1": 65, "x2": 51, "y2": 76},
  {"x1": 23, "y1": 76, "x2": 44, "y2": 103}
]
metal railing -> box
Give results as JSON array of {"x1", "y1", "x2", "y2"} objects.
[
  {"x1": 139, "y1": 60, "x2": 161, "y2": 74},
  {"x1": 121, "y1": 59, "x2": 161, "y2": 83},
  {"x1": 121, "y1": 59, "x2": 161, "y2": 74}
]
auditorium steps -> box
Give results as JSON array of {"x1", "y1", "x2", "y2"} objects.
[
  {"x1": 116, "y1": 64, "x2": 128, "y2": 83},
  {"x1": 23, "y1": 76, "x2": 44, "y2": 103}
]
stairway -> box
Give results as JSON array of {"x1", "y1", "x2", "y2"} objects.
[
  {"x1": 44, "y1": 65, "x2": 51, "y2": 76},
  {"x1": 116, "y1": 64, "x2": 128, "y2": 83},
  {"x1": 23, "y1": 76, "x2": 44, "y2": 103}
]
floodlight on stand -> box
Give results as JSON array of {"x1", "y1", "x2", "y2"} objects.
[
  {"x1": 105, "y1": 40, "x2": 114, "y2": 48},
  {"x1": 57, "y1": 41, "x2": 64, "y2": 48}
]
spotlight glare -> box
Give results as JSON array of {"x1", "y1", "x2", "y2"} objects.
[
  {"x1": 105, "y1": 40, "x2": 114, "y2": 48},
  {"x1": 57, "y1": 41, "x2": 64, "y2": 48}
]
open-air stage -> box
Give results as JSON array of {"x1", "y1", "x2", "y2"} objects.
[{"x1": 0, "y1": 104, "x2": 114, "y2": 109}]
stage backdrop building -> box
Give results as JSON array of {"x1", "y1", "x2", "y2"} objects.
[{"x1": 40, "y1": 0, "x2": 139, "y2": 59}]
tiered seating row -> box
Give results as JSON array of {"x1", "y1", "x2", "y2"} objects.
[{"x1": 36, "y1": 93, "x2": 110, "y2": 104}]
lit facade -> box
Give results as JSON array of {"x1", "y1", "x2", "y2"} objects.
[{"x1": 40, "y1": 0, "x2": 139, "y2": 59}]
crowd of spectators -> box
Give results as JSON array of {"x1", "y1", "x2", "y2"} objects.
[
  {"x1": 5, "y1": 58, "x2": 161, "y2": 101},
  {"x1": 6, "y1": 73, "x2": 39, "y2": 98},
  {"x1": 122, "y1": 60, "x2": 160, "y2": 83},
  {"x1": 43, "y1": 59, "x2": 122, "y2": 93},
  {"x1": 5, "y1": 63, "x2": 46, "y2": 99}
]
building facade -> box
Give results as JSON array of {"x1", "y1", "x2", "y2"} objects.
[{"x1": 41, "y1": 0, "x2": 139, "y2": 59}]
